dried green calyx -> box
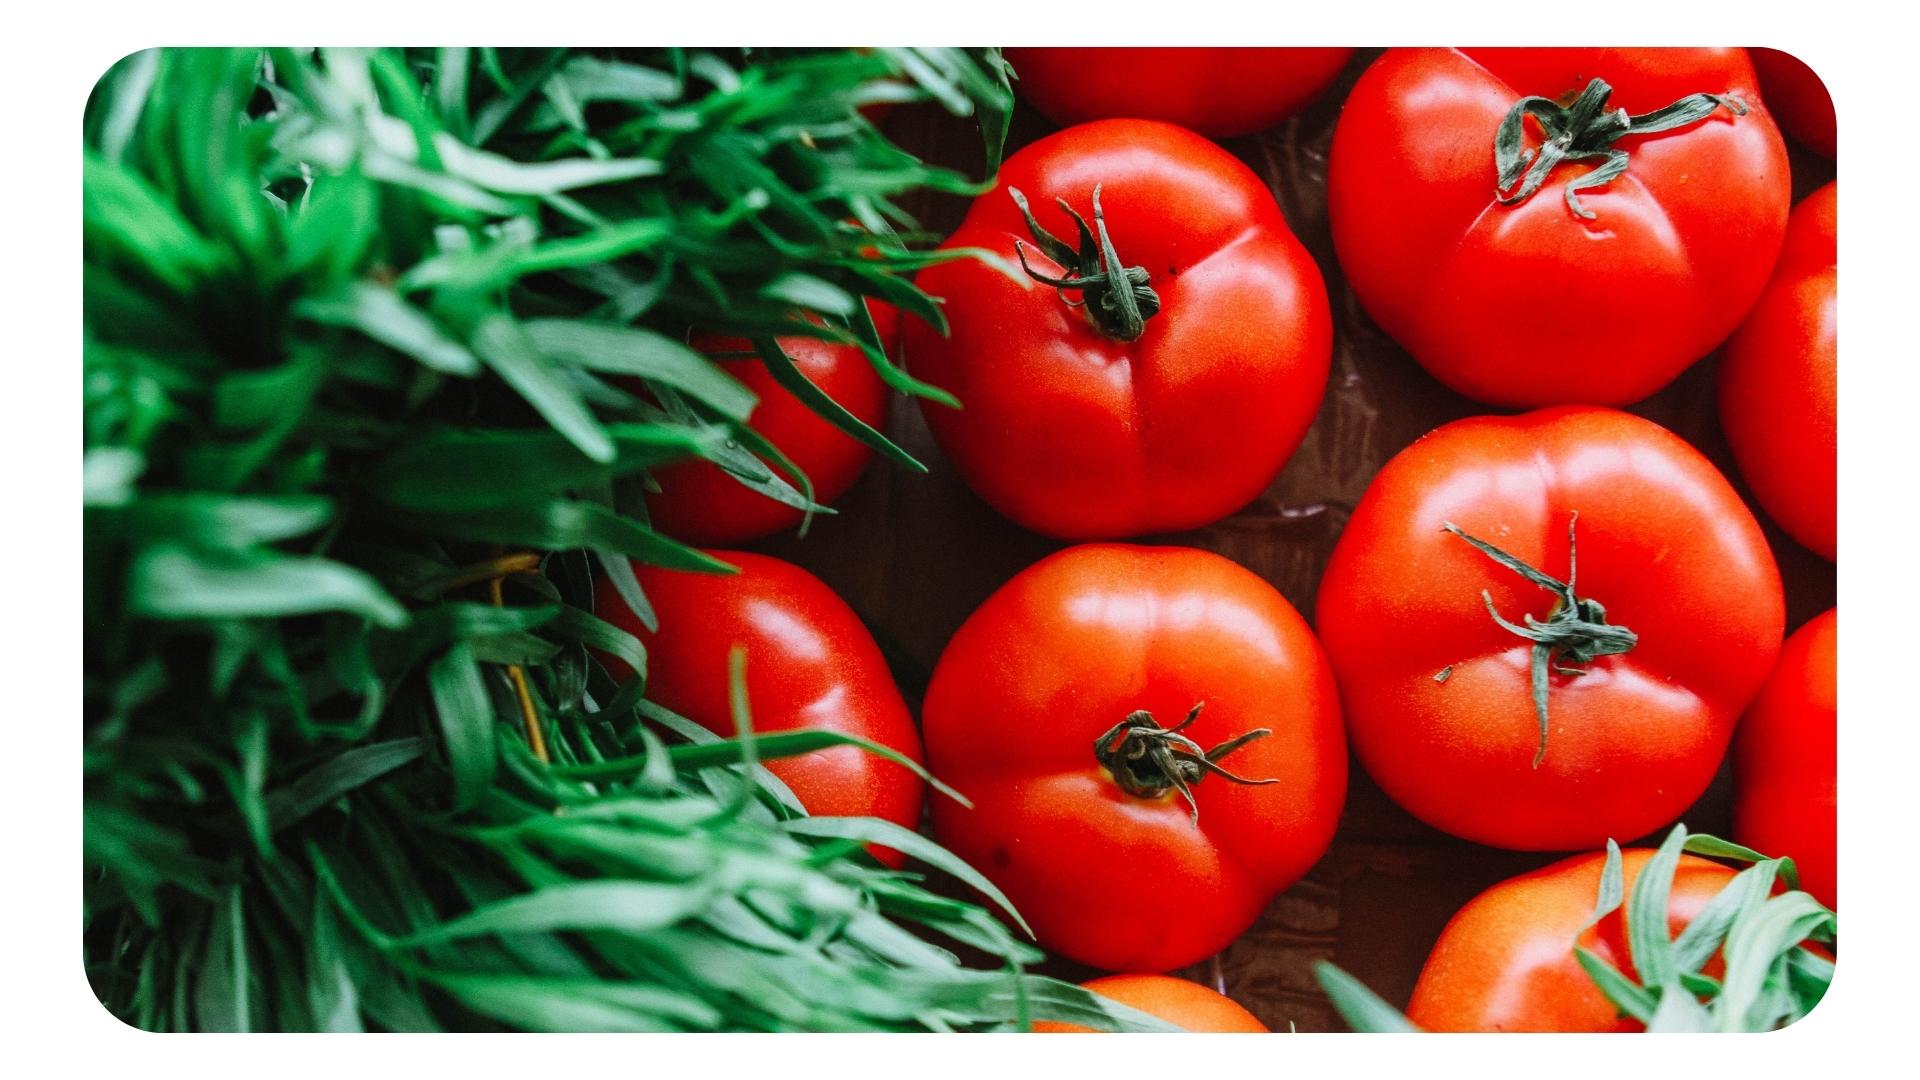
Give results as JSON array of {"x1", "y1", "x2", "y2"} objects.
[
  {"x1": 1443, "y1": 512, "x2": 1638, "y2": 767},
  {"x1": 1093, "y1": 703, "x2": 1276, "y2": 826},
  {"x1": 1009, "y1": 183, "x2": 1160, "y2": 342},
  {"x1": 1495, "y1": 76, "x2": 1747, "y2": 219}
]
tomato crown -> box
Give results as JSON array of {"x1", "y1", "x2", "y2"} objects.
[
  {"x1": 1495, "y1": 77, "x2": 1749, "y2": 219},
  {"x1": 1008, "y1": 184, "x2": 1161, "y2": 342},
  {"x1": 1442, "y1": 512, "x2": 1639, "y2": 767},
  {"x1": 1092, "y1": 703, "x2": 1278, "y2": 825}
]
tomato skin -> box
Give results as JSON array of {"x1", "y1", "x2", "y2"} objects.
[
  {"x1": 1006, "y1": 48, "x2": 1353, "y2": 138},
  {"x1": 1719, "y1": 182, "x2": 1836, "y2": 561},
  {"x1": 1735, "y1": 609, "x2": 1837, "y2": 909},
  {"x1": 1329, "y1": 48, "x2": 1790, "y2": 407},
  {"x1": 644, "y1": 307, "x2": 895, "y2": 546},
  {"x1": 1408, "y1": 850, "x2": 1739, "y2": 1032},
  {"x1": 1751, "y1": 48, "x2": 1836, "y2": 158},
  {"x1": 1034, "y1": 974, "x2": 1270, "y2": 1033},
  {"x1": 1315, "y1": 407, "x2": 1784, "y2": 850},
  {"x1": 591, "y1": 552, "x2": 924, "y2": 861},
  {"x1": 903, "y1": 119, "x2": 1332, "y2": 540},
  {"x1": 923, "y1": 544, "x2": 1346, "y2": 972}
]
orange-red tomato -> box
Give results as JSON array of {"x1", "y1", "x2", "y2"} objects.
[
  {"x1": 1006, "y1": 47, "x2": 1353, "y2": 138},
  {"x1": 1316, "y1": 407, "x2": 1784, "y2": 850},
  {"x1": 592, "y1": 552, "x2": 924, "y2": 862},
  {"x1": 1035, "y1": 974, "x2": 1269, "y2": 1033},
  {"x1": 644, "y1": 306, "x2": 897, "y2": 546},
  {"x1": 903, "y1": 119, "x2": 1332, "y2": 539},
  {"x1": 1330, "y1": 48, "x2": 1790, "y2": 407},
  {"x1": 1719, "y1": 181, "x2": 1836, "y2": 561},
  {"x1": 1408, "y1": 849, "x2": 1739, "y2": 1032},
  {"x1": 1735, "y1": 608, "x2": 1837, "y2": 909},
  {"x1": 1751, "y1": 48, "x2": 1835, "y2": 158},
  {"x1": 922, "y1": 545, "x2": 1346, "y2": 972}
]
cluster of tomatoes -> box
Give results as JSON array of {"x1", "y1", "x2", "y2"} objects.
[{"x1": 595, "y1": 47, "x2": 1836, "y2": 1033}]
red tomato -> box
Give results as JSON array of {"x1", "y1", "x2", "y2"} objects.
[
  {"x1": 922, "y1": 544, "x2": 1345, "y2": 972},
  {"x1": 592, "y1": 552, "x2": 924, "y2": 862},
  {"x1": 1329, "y1": 48, "x2": 1790, "y2": 407},
  {"x1": 645, "y1": 306, "x2": 896, "y2": 546},
  {"x1": 1751, "y1": 48, "x2": 1836, "y2": 158},
  {"x1": 1719, "y1": 181, "x2": 1836, "y2": 560},
  {"x1": 903, "y1": 119, "x2": 1332, "y2": 539},
  {"x1": 1735, "y1": 608, "x2": 1837, "y2": 909},
  {"x1": 1006, "y1": 48, "x2": 1353, "y2": 138},
  {"x1": 1315, "y1": 407, "x2": 1784, "y2": 850},
  {"x1": 1034, "y1": 974, "x2": 1270, "y2": 1033},
  {"x1": 1408, "y1": 849, "x2": 1739, "y2": 1031}
]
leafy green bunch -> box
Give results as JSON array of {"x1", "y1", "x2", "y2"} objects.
[
  {"x1": 1315, "y1": 824, "x2": 1836, "y2": 1033},
  {"x1": 83, "y1": 45, "x2": 1170, "y2": 1032}
]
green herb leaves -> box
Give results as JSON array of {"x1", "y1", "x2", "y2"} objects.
[{"x1": 83, "y1": 45, "x2": 1139, "y2": 1034}]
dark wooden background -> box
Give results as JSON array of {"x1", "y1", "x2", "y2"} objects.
[{"x1": 758, "y1": 50, "x2": 1837, "y2": 1031}]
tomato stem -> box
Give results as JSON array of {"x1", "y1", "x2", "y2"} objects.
[
  {"x1": 1494, "y1": 77, "x2": 1747, "y2": 219},
  {"x1": 1009, "y1": 184, "x2": 1161, "y2": 341},
  {"x1": 489, "y1": 566, "x2": 550, "y2": 764},
  {"x1": 1093, "y1": 703, "x2": 1277, "y2": 825},
  {"x1": 1442, "y1": 513, "x2": 1637, "y2": 767}
]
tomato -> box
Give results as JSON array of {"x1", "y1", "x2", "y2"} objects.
[
  {"x1": 1034, "y1": 974, "x2": 1269, "y2": 1033},
  {"x1": 1735, "y1": 608, "x2": 1837, "y2": 909},
  {"x1": 1719, "y1": 181, "x2": 1836, "y2": 560},
  {"x1": 902, "y1": 119, "x2": 1332, "y2": 540},
  {"x1": 1751, "y1": 48, "x2": 1836, "y2": 158},
  {"x1": 644, "y1": 307, "x2": 896, "y2": 546},
  {"x1": 1315, "y1": 407, "x2": 1784, "y2": 850},
  {"x1": 922, "y1": 544, "x2": 1345, "y2": 972},
  {"x1": 1407, "y1": 849, "x2": 1740, "y2": 1031},
  {"x1": 1329, "y1": 48, "x2": 1790, "y2": 407},
  {"x1": 1006, "y1": 48, "x2": 1353, "y2": 139},
  {"x1": 592, "y1": 551, "x2": 924, "y2": 862}
]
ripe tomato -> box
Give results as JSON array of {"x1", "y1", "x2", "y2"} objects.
[
  {"x1": 1034, "y1": 974, "x2": 1269, "y2": 1033},
  {"x1": 1735, "y1": 608, "x2": 1836, "y2": 909},
  {"x1": 1719, "y1": 181, "x2": 1836, "y2": 561},
  {"x1": 1751, "y1": 48, "x2": 1835, "y2": 158},
  {"x1": 903, "y1": 119, "x2": 1332, "y2": 539},
  {"x1": 1315, "y1": 407, "x2": 1784, "y2": 850},
  {"x1": 1005, "y1": 48, "x2": 1353, "y2": 139},
  {"x1": 922, "y1": 544, "x2": 1345, "y2": 972},
  {"x1": 1408, "y1": 849, "x2": 1740, "y2": 1031},
  {"x1": 1329, "y1": 48, "x2": 1790, "y2": 407},
  {"x1": 644, "y1": 307, "x2": 896, "y2": 546},
  {"x1": 592, "y1": 552, "x2": 924, "y2": 862}
]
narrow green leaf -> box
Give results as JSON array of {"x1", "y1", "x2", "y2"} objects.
[
  {"x1": 130, "y1": 545, "x2": 407, "y2": 628},
  {"x1": 298, "y1": 283, "x2": 480, "y2": 376},
  {"x1": 521, "y1": 319, "x2": 755, "y2": 419},
  {"x1": 783, "y1": 816, "x2": 1030, "y2": 937},
  {"x1": 387, "y1": 498, "x2": 733, "y2": 573},
  {"x1": 427, "y1": 644, "x2": 498, "y2": 811},
  {"x1": 394, "y1": 881, "x2": 715, "y2": 946},
  {"x1": 1312, "y1": 962, "x2": 1421, "y2": 1033},
  {"x1": 751, "y1": 335, "x2": 923, "y2": 472},
  {"x1": 471, "y1": 313, "x2": 613, "y2": 464},
  {"x1": 1626, "y1": 825, "x2": 1689, "y2": 991},
  {"x1": 264, "y1": 739, "x2": 426, "y2": 833},
  {"x1": 1573, "y1": 946, "x2": 1657, "y2": 1023},
  {"x1": 365, "y1": 423, "x2": 723, "y2": 511}
]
